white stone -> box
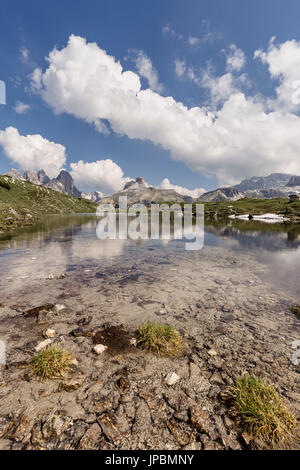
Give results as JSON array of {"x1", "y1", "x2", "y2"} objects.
[
  {"x1": 165, "y1": 372, "x2": 180, "y2": 386},
  {"x1": 48, "y1": 273, "x2": 54, "y2": 280},
  {"x1": 44, "y1": 329, "x2": 55, "y2": 339},
  {"x1": 35, "y1": 339, "x2": 52, "y2": 352},
  {"x1": 70, "y1": 358, "x2": 79, "y2": 366},
  {"x1": 55, "y1": 304, "x2": 65, "y2": 312},
  {"x1": 93, "y1": 344, "x2": 107, "y2": 355},
  {"x1": 130, "y1": 338, "x2": 137, "y2": 347},
  {"x1": 208, "y1": 348, "x2": 217, "y2": 356}
]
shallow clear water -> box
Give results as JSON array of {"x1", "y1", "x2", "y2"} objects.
[{"x1": 0, "y1": 214, "x2": 299, "y2": 297}]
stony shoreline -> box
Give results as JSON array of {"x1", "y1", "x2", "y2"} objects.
[{"x1": 0, "y1": 245, "x2": 299, "y2": 450}]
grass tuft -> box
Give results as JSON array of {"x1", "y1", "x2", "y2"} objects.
[
  {"x1": 32, "y1": 346, "x2": 72, "y2": 380},
  {"x1": 230, "y1": 376, "x2": 296, "y2": 446},
  {"x1": 290, "y1": 305, "x2": 300, "y2": 318},
  {"x1": 135, "y1": 322, "x2": 182, "y2": 356}
]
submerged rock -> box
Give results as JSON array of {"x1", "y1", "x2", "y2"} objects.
[
  {"x1": 165, "y1": 372, "x2": 180, "y2": 386},
  {"x1": 23, "y1": 303, "x2": 55, "y2": 318},
  {"x1": 93, "y1": 344, "x2": 107, "y2": 355},
  {"x1": 78, "y1": 423, "x2": 102, "y2": 449}
]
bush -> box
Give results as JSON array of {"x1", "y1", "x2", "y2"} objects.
[
  {"x1": 0, "y1": 179, "x2": 10, "y2": 190},
  {"x1": 230, "y1": 376, "x2": 296, "y2": 445},
  {"x1": 135, "y1": 322, "x2": 182, "y2": 356}
]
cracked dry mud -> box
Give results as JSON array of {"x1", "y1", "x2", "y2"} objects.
[{"x1": 0, "y1": 241, "x2": 299, "y2": 450}]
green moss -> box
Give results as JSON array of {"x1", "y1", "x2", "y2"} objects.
[
  {"x1": 135, "y1": 322, "x2": 182, "y2": 356},
  {"x1": 230, "y1": 376, "x2": 296, "y2": 446}
]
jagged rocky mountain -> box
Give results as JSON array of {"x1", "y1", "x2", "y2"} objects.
[
  {"x1": 6, "y1": 168, "x2": 82, "y2": 198},
  {"x1": 235, "y1": 173, "x2": 295, "y2": 191},
  {"x1": 81, "y1": 191, "x2": 104, "y2": 202},
  {"x1": 199, "y1": 187, "x2": 242, "y2": 202},
  {"x1": 199, "y1": 173, "x2": 300, "y2": 202},
  {"x1": 100, "y1": 176, "x2": 193, "y2": 205}
]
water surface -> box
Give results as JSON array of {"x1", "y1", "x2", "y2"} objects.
[{"x1": 0, "y1": 214, "x2": 299, "y2": 298}]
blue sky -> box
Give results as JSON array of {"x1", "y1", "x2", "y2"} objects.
[{"x1": 1, "y1": 0, "x2": 300, "y2": 195}]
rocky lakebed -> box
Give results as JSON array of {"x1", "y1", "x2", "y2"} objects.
[{"x1": 0, "y1": 218, "x2": 299, "y2": 450}]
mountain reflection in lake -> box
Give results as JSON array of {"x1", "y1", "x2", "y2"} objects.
[{"x1": 0, "y1": 214, "x2": 299, "y2": 297}]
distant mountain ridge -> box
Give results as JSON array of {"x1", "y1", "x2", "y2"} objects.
[
  {"x1": 3, "y1": 169, "x2": 300, "y2": 203},
  {"x1": 235, "y1": 173, "x2": 294, "y2": 191},
  {"x1": 199, "y1": 172, "x2": 300, "y2": 202},
  {"x1": 6, "y1": 168, "x2": 82, "y2": 198}
]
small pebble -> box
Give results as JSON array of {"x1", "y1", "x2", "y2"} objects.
[
  {"x1": 93, "y1": 344, "x2": 107, "y2": 355},
  {"x1": 208, "y1": 348, "x2": 217, "y2": 356},
  {"x1": 43, "y1": 329, "x2": 55, "y2": 339},
  {"x1": 165, "y1": 372, "x2": 180, "y2": 386},
  {"x1": 55, "y1": 304, "x2": 65, "y2": 312}
]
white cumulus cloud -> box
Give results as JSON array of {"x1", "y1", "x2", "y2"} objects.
[
  {"x1": 31, "y1": 34, "x2": 300, "y2": 185},
  {"x1": 254, "y1": 37, "x2": 300, "y2": 112},
  {"x1": 70, "y1": 159, "x2": 131, "y2": 193},
  {"x1": 159, "y1": 178, "x2": 206, "y2": 199},
  {"x1": 0, "y1": 126, "x2": 66, "y2": 177}
]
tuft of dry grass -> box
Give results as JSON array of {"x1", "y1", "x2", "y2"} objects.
[
  {"x1": 230, "y1": 376, "x2": 296, "y2": 446},
  {"x1": 32, "y1": 346, "x2": 72, "y2": 380},
  {"x1": 135, "y1": 322, "x2": 182, "y2": 356}
]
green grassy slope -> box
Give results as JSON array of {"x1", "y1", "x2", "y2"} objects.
[
  {"x1": 202, "y1": 197, "x2": 300, "y2": 217},
  {"x1": 155, "y1": 198, "x2": 300, "y2": 222},
  {"x1": 0, "y1": 175, "x2": 97, "y2": 231}
]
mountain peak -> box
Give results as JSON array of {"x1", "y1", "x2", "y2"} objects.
[
  {"x1": 37, "y1": 169, "x2": 50, "y2": 185},
  {"x1": 23, "y1": 170, "x2": 41, "y2": 185},
  {"x1": 52, "y1": 170, "x2": 81, "y2": 197},
  {"x1": 122, "y1": 176, "x2": 147, "y2": 191},
  {"x1": 5, "y1": 168, "x2": 24, "y2": 180}
]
